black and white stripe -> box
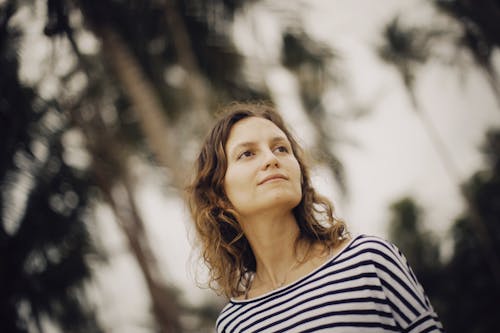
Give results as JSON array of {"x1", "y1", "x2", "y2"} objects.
[{"x1": 216, "y1": 235, "x2": 444, "y2": 332}]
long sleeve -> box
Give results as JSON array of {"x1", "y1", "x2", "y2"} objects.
[
  {"x1": 366, "y1": 237, "x2": 444, "y2": 332},
  {"x1": 216, "y1": 235, "x2": 445, "y2": 333}
]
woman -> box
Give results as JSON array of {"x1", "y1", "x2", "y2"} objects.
[{"x1": 187, "y1": 102, "x2": 444, "y2": 332}]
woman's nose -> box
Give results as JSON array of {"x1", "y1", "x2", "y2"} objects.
[{"x1": 262, "y1": 149, "x2": 280, "y2": 169}]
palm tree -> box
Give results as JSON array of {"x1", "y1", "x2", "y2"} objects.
[
  {"x1": 68, "y1": 100, "x2": 183, "y2": 332},
  {"x1": 0, "y1": 2, "x2": 102, "y2": 331},
  {"x1": 37, "y1": 1, "x2": 262, "y2": 331},
  {"x1": 378, "y1": 18, "x2": 461, "y2": 183},
  {"x1": 388, "y1": 129, "x2": 500, "y2": 332},
  {"x1": 281, "y1": 29, "x2": 349, "y2": 193},
  {"x1": 441, "y1": 128, "x2": 500, "y2": 332},
  {"x1": 378, "y1": 16, "x2": 500, "y2": 288},
  {"x1": 435, "y1": 0, "x2": 500, "y2": 108},
  {"x1": 30, "y1": 0, "x2": 361, "y2": 330}
]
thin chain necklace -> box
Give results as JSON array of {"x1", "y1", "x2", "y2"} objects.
[
  {"x1": 245, "y1": 258, "x2": 301, "y2": 299},
  {"x1": 273, "y1": 258, "x2": 302, "y2": 289},
  {"x1": 255, "y1": 254, "x2": 305, "y2": 291},
  {"x1": 244, "y1": 244, "x2": 338, "y2": 299},
  {"x1": 245, "y1": 259, "x2": 300, "y2": 299}
]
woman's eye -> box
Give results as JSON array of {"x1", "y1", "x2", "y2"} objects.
[
  {"x1": 275, "y1": 146, "x2": 289, "y2": 153},
  {"x1": 238, "y1": 150, "x2": 253, "y2": 159}
]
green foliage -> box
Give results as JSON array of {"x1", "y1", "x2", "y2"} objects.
[
  {"x1": 281, "y1": 29, "x2": 348, "y2": 193},
  {"x1": 389, "y1": 128, "x2": 500, "y2": 333},
  {"x1": 378, "y1": 17, "x2": 436, "y2": 89},
  {"x1": 0, "y1": 3, "x2": 102, "y2": 332},
  {"x1": 387, "y1": 197, "x2": 444, "y2": 321},
  {"x1": 440, "y1": 128, "x2": 500, "y2": 333},
  {"x1": 435, "y1": 0, "x2": 500, "y2": 66},
  {"x1": 381, "y1": 1, "x2": 500, "y2": 106},
  {"x1": 3, "y1": 0, "x2": 372, "y2": 330},
  {"x1": 76, "y1": 0, "x2": 267, "y2": 118},
  {"x1": 388, "y1": 198, "x2": 441, "y2": 274}
]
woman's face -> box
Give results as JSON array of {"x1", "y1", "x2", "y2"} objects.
[{"x1": 223, "y1": 116, "x2": 302, "y2": 218}]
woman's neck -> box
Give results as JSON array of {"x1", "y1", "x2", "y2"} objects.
[{"x1": 239, "y1": 211, "x2": 305, "y2": 289}]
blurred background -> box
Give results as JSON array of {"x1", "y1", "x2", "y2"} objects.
[{"x1": 1, "y1": 0, "x2": 500, "y2": 332}]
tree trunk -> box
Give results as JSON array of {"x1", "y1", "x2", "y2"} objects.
[
  {"x1": 98, "y1": 27, "x2": 186, "y2": 189},
  {"x1": 406, "y1": 86, "x2": 500, "y2": 288},
  {"x1": 479, "y1": 64, "x2": 500, "y2": 111},
  {"x1": 164, "y1": 0, "x2": 212, "y2": 127},
  {"x1": 69, "y1": 105, "x2": 182, "y2": 333},
  {"x1": 106, "y1": 179, "x2": 182, "y2": 333}
]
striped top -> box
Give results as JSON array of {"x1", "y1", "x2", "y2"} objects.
[{"x1": 216, "y1": 235, "x2": 444, "y2": 332}]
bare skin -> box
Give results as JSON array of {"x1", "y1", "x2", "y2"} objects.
[
  {"x1": 243, "y1": 239, "x2": 351, "y2": 299},
  {"x1": 223, "y1": 117, "x2": 350, "y2": 300}
]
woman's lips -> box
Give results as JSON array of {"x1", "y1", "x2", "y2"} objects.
[{"x1": 258, "y1": 174, "x2": 288, "y2": 185}]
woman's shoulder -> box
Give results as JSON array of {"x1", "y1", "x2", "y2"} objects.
[
  {"x1": 351, "y1": 234, "x2": 395, "y2": 247},
  {"x1": 350, "y1": 234, "x2": 398, "y2": 249},
  {"x1": 348, "y1": 234, "x2": 406, "y2": 263}
]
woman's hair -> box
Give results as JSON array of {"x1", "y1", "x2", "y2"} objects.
[{"x1": 187, "y1": 101, "x2": 347, "y2": 298}]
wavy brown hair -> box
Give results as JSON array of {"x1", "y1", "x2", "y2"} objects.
[{"x1": 187, "y1": 101, "x2": 347, "y2": 298}]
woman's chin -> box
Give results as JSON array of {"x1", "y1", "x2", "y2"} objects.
[{"x1": 259, "y1": 193, "x2": 301, "y2": 211}]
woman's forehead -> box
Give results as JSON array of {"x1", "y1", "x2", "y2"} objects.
[{"x1": 225, "y1": 117, "x2": 288, "y2": 148}]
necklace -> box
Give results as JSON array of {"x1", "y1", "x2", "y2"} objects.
[
  {"x1": 254, "y1": 255, "x2": 303, "y2": 291},
  {"x1": 245, "y1": 251, "x2": 310, "y2": 299},
  {"x1": 273, "y1": 258, "x2": 301, "y2": 289}
]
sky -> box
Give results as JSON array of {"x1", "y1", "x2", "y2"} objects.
[{"x1": 16, "y1": 0, "x2": 500, "y2": 331}]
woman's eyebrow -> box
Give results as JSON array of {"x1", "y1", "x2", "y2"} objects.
[
  {"x1": 228, "y1": 136, "x2": 290, "y2": 157},
  {"x1": 228, "y1": 141, "x2": 255, "y2": 157},
  {"x1": 270, "y1": 136, "x2": 289, "y2": 144}
]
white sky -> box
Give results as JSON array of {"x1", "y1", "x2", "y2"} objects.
[{"x1": 15, "y1": 0, "x2": 500, "y2": 331}]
